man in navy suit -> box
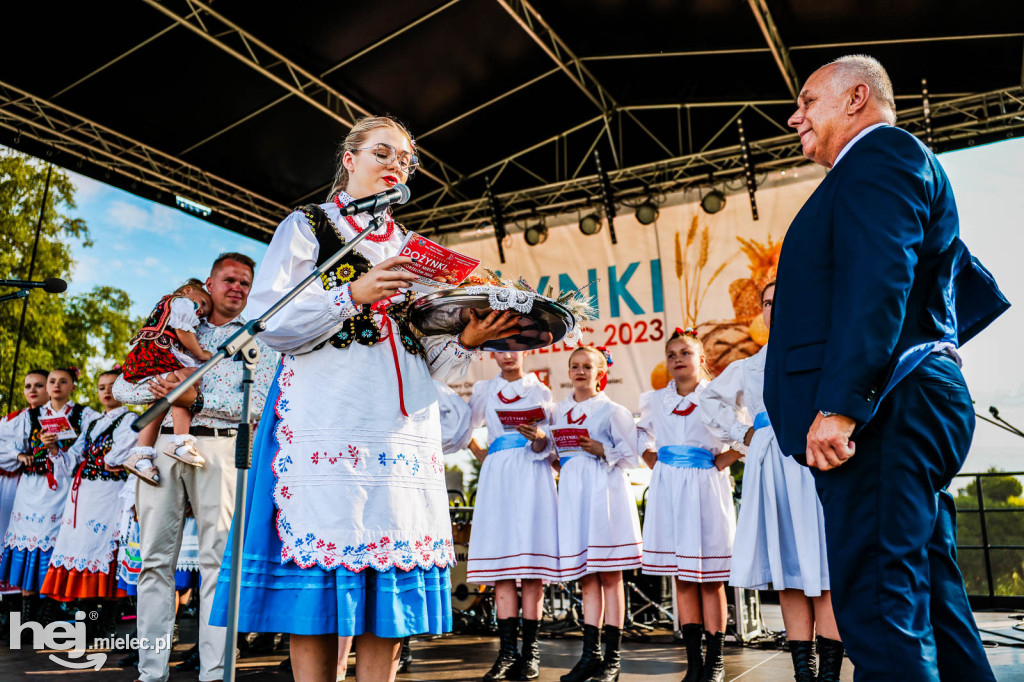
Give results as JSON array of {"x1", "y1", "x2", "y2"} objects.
[{"x1": 764, "y1": 56, "x2": 997, "y2": 681}]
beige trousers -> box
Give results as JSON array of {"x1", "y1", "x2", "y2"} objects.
[{"x1": 136, "y1": 432, "x2": 236, "y2": 682}]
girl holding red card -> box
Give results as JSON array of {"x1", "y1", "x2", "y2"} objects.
[
  {"x1": 0, "y1": 367, "x2": 97, "y2": 620},
  {"x1": 552, "y1": 345, "x2": 641, "y2": 682},
  {"x1": 637, "y1": 330, "x2": 737, "y2": 682},
  {"x1": 466, "y1": 350, "x2": 556, "y2": 681}
]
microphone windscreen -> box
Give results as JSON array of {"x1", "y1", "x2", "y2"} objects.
[
  {"x1": 394, "y1": 183, "x2": 411, "y2": 205},
  {"x1": 44, "y1": 278, "x2": 68, "y2": 293}
]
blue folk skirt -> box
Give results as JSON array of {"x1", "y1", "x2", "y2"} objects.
[
  {"x1": 209, "y1": 367, "x2": 452, "y2": 637},
  {"x1": 0, "y1": 546, "x2": 53, "y2": 592}
]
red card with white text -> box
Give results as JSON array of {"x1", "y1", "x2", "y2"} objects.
[
  {"x1": 495, "y1": 407, "x2": 547, "y2": 431},
  {"x1": 39, "y1": 416, "x2": 76, "y2": 440},
  {"x1": 397, "y1": 232, "x2": 480, "y2": 292},
  {"x1": 552, "y1": 428, "x2": 590, "y2": 451}
]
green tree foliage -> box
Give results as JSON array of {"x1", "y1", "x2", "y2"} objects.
[
  {"x1": 1, "y1": 150, "x2": 138, "y2": 412},
  {"x1": 954, "y1": 468, "x2": 1024, "y2": 596}
]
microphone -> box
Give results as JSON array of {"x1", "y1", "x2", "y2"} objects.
[
  {"x1": 336, "y1": 184, "x2": 411, "y2": 217},
  {"x1": 0, "y1": 278, "x2": 67, "y2": 293}
]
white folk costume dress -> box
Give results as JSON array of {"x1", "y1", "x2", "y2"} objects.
[
  {"x1": 638, "y1": 381, "x2": 735, "y2": 582},
  {"x1": 210, "y1": 196, "x2": 476, "y2": 638},
  {"x1": 434, "y1": 380, "x2": 473, "y2": 455},
  {"x1": 0, "y1": 401, "x2": 97, "y2": 591},
  {"x1": 0, "y1": 411, "x2": 27, "y2": 594},
  {"x1": 553, "y1": 393, "x2": 642, "y2": 580},
  {"x1": 699, "y1": 345, "x2": 829, "y2": 595},
  {"x1": 467, "y1": 373, "x2": 559, "y2": 583},
  {"x1": 41, "y1": 406, "x2": 136, "y2": 600}
]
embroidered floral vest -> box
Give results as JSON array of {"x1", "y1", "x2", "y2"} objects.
[
  {"x1": 129, "y1": 294, "x2": 187, "y2": 351},
  {"x1": 76, "y1": 413, "x2": 131, "y2": 482},
  {"x1": 297, "y1": 204, "x2": 425, "y2": 358},
  {"x1": 23, "y1": 404, "x2": 86, "y2": 476}
]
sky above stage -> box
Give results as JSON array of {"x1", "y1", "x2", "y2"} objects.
[{"x1": 58, "y1": 136, "x2": 1024, "y2": 474}]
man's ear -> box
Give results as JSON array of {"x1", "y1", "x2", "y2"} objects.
[{"x1": 847, "y1": 83, "x2": 871, "y2": 114}]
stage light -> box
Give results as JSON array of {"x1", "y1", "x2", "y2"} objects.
[
  {"x1": 634, "y1": 200, "x2": 659, "y2": 225},
  {"x1": 579, "y1": 213, "x2": 602, "y2": 236},
  {"x1": 700, "y1": 189, "x2": 726, "y2": 215},
  {"x1": 175, "y1": 195, "x2": 213, "y2": 217},
  {"x1": 524, "y1": 223, "x2": 548, "y2": 246}
]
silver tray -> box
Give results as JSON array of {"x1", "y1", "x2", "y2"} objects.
[{"x1": 410, "y1": 289, "x2": 575, "y2": 352}]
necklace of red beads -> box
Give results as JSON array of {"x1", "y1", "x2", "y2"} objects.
[{"x1": 334, "y1": 196, "x2": 395, "y2": 243}]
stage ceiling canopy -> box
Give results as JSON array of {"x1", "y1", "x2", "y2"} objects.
[{"x1": 1, "y1": 0, "x2": 1022, "y2": 241}]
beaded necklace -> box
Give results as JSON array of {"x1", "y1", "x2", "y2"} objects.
[{"x1": 333, "y1": 194, "x2": 395, "y2": 243}]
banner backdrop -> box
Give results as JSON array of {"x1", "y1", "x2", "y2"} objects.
[{"x1": 441, "y1": 164, "x2": 827, "y2": 413}]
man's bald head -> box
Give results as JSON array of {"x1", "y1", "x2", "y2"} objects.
[{"x1": 825, "y1": 55, "x2": 897, "y2": 125}]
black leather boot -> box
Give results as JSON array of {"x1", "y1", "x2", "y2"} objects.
[
  {"x1": 398, "y1": 636, "x2": 413, "y2": 673},
  {"x1": 518, "y1": 619, "x2": 540, "y2": 679},
  {"x1": 788, "y1": 640, "x2": 816, "y2": 682},
  {"x1": 20, "y1": 594, "x2": 39, "y2": 625},
  {"x1": 560, "y1": 623, "x2": 604, "y2": 682},
  {"x1": 699, "y1": 631, "x2": 725, "y2": 682},
  {"x1": 815, "y1": 636, "x2": 844, "y2": 682},
  {"x1": 680, "y1": 623, "x2": 703, "y2": 682},
  {"x1": 586, "y1": 625, "x2": 621, "y2": 682},
  {"x1": 484, "y1": 618, "x2": 520, "y2": 681}
]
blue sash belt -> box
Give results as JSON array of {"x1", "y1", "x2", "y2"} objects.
[
  {"x1": 489, "y1": 433, "x2": 530, "y2": 454},
  {"x1": 753, "y1": 411, "x2": 771, "y2": 430},
  {"x1": 657, "y1": 445, "x2": 715, "y2": 469},
  {"x1": 558, "y1": 452, "x2": 584, "y2": 468}
]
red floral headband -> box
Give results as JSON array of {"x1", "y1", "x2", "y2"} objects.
[{"x1": 672, "y1": 327, "x2": 698, "y2": 339}]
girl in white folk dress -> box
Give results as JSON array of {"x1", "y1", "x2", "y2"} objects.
[
  {"x1": 0, "y1": 368, "x2": 98, "y2": 623},
  {"x1": 638, "y1": 330, "x2": 738, "y2": 682},
  {"x1": 0, "y1": 369, "x2": 50, "y2": 597},
  {"x1": 553, "y1": 346, "x2": 641, "y2": 682},
  {"x1": 698, "y1": 283, "x2": 843, "y2": 682},
  {"x1": 40, "y1": 368, "x2": 135, "y2": 636},
  {"x1": 467, "y1": 351, "x2": 557, "y2": 681}
]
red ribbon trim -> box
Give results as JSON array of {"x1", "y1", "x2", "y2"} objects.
[
  {"x1": 70, "y1": 462, "x2": 86, "y2": 528},
  {"x1": 374, "y1": 300, "x2": 409, "y2": 418}
]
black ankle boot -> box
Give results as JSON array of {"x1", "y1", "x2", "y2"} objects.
[
  {"x1": 484, "y1": 618, "x2": 520, "y2": 681},
  {"x1": 586, "y1": 625, "x2": 621, "y2": 682},
  {"x1": 699, "y1": 631, "x2": 725, "y2": 682},
  {"x1": 560, "y1": 623, "x2": 604, "y2": 682},
  {"x1": 788, "y1": 640, "x2": 816, "y2": 682},
  {"x1": 680, "y1": 623, "x2": 703, "y2": 682},
  {"x1": 20, "y1": 594, "x2": 39, "y2": 625},
  {"x1": 815, "y1": 636, "x2": 844, "y2": 682},
  {"x1": 518, "y1": 619, "x2": 540, "y2": 679},
  {"x1": 398, "y1": 636, "x2": 413, "y2": 673}
]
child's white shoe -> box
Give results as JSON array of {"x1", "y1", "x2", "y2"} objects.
[
  {"x1": 124, "y1": 446, "x2": 160, "y2": 486},
  {"x1": 164, "y1": 434, "x2": 206, "y2": 468}
]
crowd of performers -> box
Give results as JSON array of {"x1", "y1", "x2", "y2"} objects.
[
  {"x1": 461, "y1": 286, "x2": 842, "y2": 682},
  {"x1": 0, "y1": 114, "x2": 840, "y2": 682}
]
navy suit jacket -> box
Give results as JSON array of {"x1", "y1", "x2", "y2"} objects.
[{"x1": 766, "y1": 126, "x2": 975, "y2": 458}]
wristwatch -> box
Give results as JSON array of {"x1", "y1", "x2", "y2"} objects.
[
  {"x1": 189, "y1": 390, "x2": 205, "y2": 416},
  {"x1": 819, "y1": 410, "x2": 839, "y2": 418}
]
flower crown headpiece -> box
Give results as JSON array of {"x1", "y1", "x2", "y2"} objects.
[
  {"x1": 595, "y1": 345, "x2": 614, "y2": 367},
  {"x1": 672, "y1": 327, "x2": 698, "y2": 339}
]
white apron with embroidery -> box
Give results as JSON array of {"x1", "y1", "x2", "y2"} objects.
[
  {"x1": 49, "y1": 407, "x2": 135, "y2": 573},
  {"x1": 249, "y1": 199, "x2": 475, "y2": 573},
  {"x1": 2, "y1": 402, "x2": 96, "y2": 554},
  {"x1": 637, "y1": 382, "x2": 735, "y2": 582},
  {"x1": 467, "y1": 373, "x2": 559, "y2": 583},
  {"x1": 552, "y1": 393, "x2": 642, "y2": 579}
]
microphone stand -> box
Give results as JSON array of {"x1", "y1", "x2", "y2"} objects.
[
  {"x1": 130, "y1": 205, "x2": 393, "y2": 682},
  {"x1": 0, "y1": 289, "x2": 30, "y2": 304}
]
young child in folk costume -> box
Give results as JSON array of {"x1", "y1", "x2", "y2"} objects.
[
  {"x1": 40, "y1": 368, "x2": 135, "y2": 636},
  {"x1": 0, "y1": 369, "x2": 49, "y2": 596},
  {"x1": 466, "y1": 351, "x2": 556, "y2": 681},
  {"x1": 121, "y1": 279, "x2": 213, "y2": 485},
  {"x1": 208, "y1": 115, "x2": 518, "y2": 682},
  {"x1": 0, "y1": 368, "x2": 98, "y2": 622},
  {"x1": 552, "y1": 346, "x2": 641, "y2": 682},
  {"x1": 698, "y1": 283, "x2": 842, "y2": 682},
  {"x1": 638, "y1": 330, "x2": 738, "y2": 682}
]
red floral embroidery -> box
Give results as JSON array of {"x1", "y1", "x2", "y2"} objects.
[
  {"x1": 280, "y1": 426, "x2": 294, "y2": 444},
  {"x1": 280, "y1": 486, "x2": 292, "y2": 499}
]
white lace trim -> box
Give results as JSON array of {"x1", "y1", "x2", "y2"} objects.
[{"x1": 463, "y1": 285, "x2": 536, "y2": 314}]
